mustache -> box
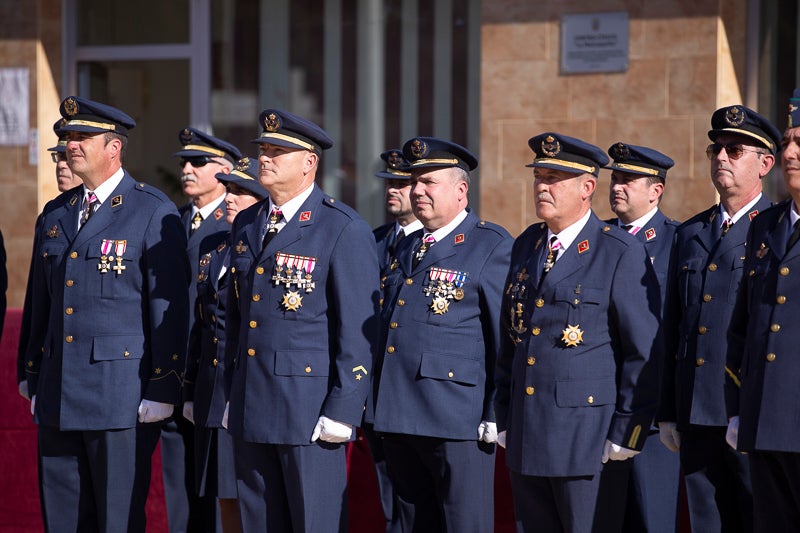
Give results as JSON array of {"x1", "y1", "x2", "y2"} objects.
[
  {"x1": 180, "y1": 174, "x2": 197, "y2": 184},
  {"x1": 536, "y1": 193, "x2": 553, "y2": 202}
]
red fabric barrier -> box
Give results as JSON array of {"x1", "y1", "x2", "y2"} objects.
[{"x1": 1, "y1": 309, "x2": 516, "y2": 532}]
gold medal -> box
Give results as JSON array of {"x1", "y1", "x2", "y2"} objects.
[
  {"x1": 561, "y1": 325, "x2": 584, "y2": 347},
  {"x1": 453, "y1": 287, "x2": 465, "y2": 300},
  {"x1": 431, "y1": 296, "x2": 450, "y2": 315},
  {"x1": 282, "y1": 290, "x2": 303, "y2": 311}
]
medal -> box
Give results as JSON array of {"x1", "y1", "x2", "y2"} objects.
[
  {"x1": 561, "y1": 324, "x2": 584, "y2": 347},
  {"x1": 431, "y1": 296, "x2": 450, "y2": 315},
  {"x1": 112, "y1": 240, "x2": 127, "y2": 276},
  {"x1": 98, "y1": 239, "x2": 114, "y2": 273},
  {"x1": 282, "y1": 290, "x2": 303, "y2": 311}
]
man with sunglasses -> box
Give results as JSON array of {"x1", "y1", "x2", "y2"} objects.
[
  {"x1": 164, "y1": 127, "x2": 242, "y2": 532},
  {"x1": 725, "y1": 90, "x2": 800, "y2": 532},
  {"x1": 657, "y1": 105, "x2": 780, "y2": 532}
]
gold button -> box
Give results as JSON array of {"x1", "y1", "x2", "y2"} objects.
[
  {"x1": 781, "y1": 267, "x2": 790, "y2": 276},
  {"x1": 708, "y1": 263, "x2": 718, "y2": 271},
  {"x1": 587, "y1": 396, "x2": 594, "y2": 404},
  {"x1": 70, "y1": 251, "x2": 78, "y2": 259},
  {"x1": 211, "y1": 315, "x2": 216, "y2": 323},
  {"x1": 387, "y1": 346, "x2": 395, "y2": 354},
  {"x1": 749, "y1": 270, "x2": 755, "y2": 277},
  {"x1": 379, "y1": 298, "x2": 384, "y2": 306},
  {"x1": 305, "y1": 365, "x2": 312, "y2": 373},
  {"x1": 390, "y1": 322, "x2": 398, "y2": 329},
  {"x1": 448, "y1": 371, "x2": 454, "y2": 378},
  {"x1": 42, "y1": 252, "x2": 48, "y2": 258},
  {"x1": 124, "y1": 351, "x2": 130, "y2": 357},
  {"x1": 777, "y1": 295, "x2": 787, "y2": 304},
  {"x1": 405, "y1": 278, "x2": 413, "y2": 285},
  {"x1": 766, "y1": 353, "x2": 776, "y2": 362},
  {"x1": 531, "y1": 327, "x2": 541, "y2": 336},
  {"x1": 770, "y1": 324, "x2": 781, "y2": 332},
  {"x1": 698, "y1": 326, "x2": 707, "y2": 334},
  {"x1": 398, "y1": 299, "x2": 405, "y2": 306},
  {"x1": 212, "y1": 336, "x2": 218, "y2": 344},
  {"x1": 252, "y1": 294, "x2": 261, "y2": 301},
  {"x1": 231, "y1": 267, "x2": 236, "y2": 273},
  {"x1": 213, "y1": 294, "x2": 217, "y2": 301},
  {"x1": 65, "y1": 335, "x2": 73, "y2": 343},
  {"x1": 381, "y1": 275, "x2": 387, "y2": 282},
  {"x1": 213, "y1": 358, "x2": 218, "y2": 366},
  {"x1": 527, "y1": 356, "x2": 536, "y2": 366},
  {"x1": 525, "y1": 386, "x2": 534, "y2": 396},
  {"x1": 256, "y1": 266, "x2": 265, "y2": 275},
  {"x1": 696, "y1": 357, "x2": 705, "y2": 366},
  {"x1": 249, "y1": 320, "x2": 257, "y2": 328},
  {"x1": 65, "y1": 307, "x2": 73, "y2": 315},
  {"x1": 535, "y1": 298, "x2": 544, "y2": 308},
  {"x1": 703, "y1": 294, "x2": 712, "y2": 302},
  {"x1": 66, "y1": 280, "x2": 74, "y2": 287},
  {"x1": 573, "y1": 298, "x2": 580, "y2": 305},
  {"x1": 247, "y1": 348, "x2": 256, "y2": 356}
]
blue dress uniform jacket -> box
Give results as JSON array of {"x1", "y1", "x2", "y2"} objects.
[
  {"x1": 726, "y1": 201, "x2": 800, "y2": 452},
  {"x1": 370, "y1": 211, "x2": 512, "y2": 439},
  {"x1": 23, "y1": 173, "x2": 189, "y2": 430},
  {"x1": 659, "y1": 196, "x2": 771, "y2": 428},
  {"x1": 495, "y1": 213, "x2": 661, "y2": 477},
  {"x1": 225, "y1": 185, "x2": 379, "y2": 445},
  {"x1": 374, "y1": 221, "x2": 395, "y2": 271}
]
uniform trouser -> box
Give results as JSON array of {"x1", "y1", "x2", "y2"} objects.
[
  {"x1": 680, "y1": 426, "x2": 752, "y2": 533},
  {"x1": 38, "y1": 423, "x2": 160, "y2": 533},
  {"x1": 361, "y1": 423, "x2": 395, "y2": 527},
  {"x1": 234, "y1": 439, "x2": 347, "y2": 532},
  {"x1": 749, "y1": 451, "x2": 800, "y2": 533},
  {"x1": 622, "y1": 430, "x2": 681, "y2": 533},
  {"x1": 381, "y1": 433, "x2": 495, "y2": 533},
  {"x1": 511, "y1": 460, "x2": 630, "y2": 533}
]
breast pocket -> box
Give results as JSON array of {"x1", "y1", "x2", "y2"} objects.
[
  {"x1": 86, "y1": 242, "x2": 140, "y2": 299},
  {"x1": 40, "y1": 241, "x2": 66, "y2": 287},
  {"x1": 678, "y1": 258, "x2": 703, "y2": 307},
  {"x1": 229, "y1": 256, "x2": 253, "y2": 303},
  {"x1": 553, "y1": 285, "x2": 603, "y2": 327},
  {"x1": 728, "y1": 253, "x2": 746, "y2": 303}
]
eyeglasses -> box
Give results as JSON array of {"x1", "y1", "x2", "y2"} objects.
[
  {"x1": 706, "y1": 143, "x2": 764, "y2": 160},
  {"x1": 179, "y1": 156, "x2": 222, "y2": 168},
  {"x1": 50, "y1": 152, "x2": 67, "y2": 163}
]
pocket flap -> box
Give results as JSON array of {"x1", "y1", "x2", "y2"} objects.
[
  {"x1": 419, "y1": 352, "x2": 479, "y2": 385},
  {"x1": 92, "y1": 335, "x2": 145, "y2": 361},
  {"x1": 274, "y1": 351, "x2": 330, "y2": 377},
  {"x1": 556, "y1": 378, "x2": 616, "y2": 407}
]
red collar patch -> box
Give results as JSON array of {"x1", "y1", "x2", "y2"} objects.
[
  {"x1": 645, "y1": 228, "x2": 656, "y2": 241},
  {"x1": 454, "y1": 233, "x2": 465, "y2": 244},
  {"x1": 299, "y1": 211, "x2": 311, "y2": 221},
  {"x1": 577, "y1": 240, "x2": 589, "y2": 254}
]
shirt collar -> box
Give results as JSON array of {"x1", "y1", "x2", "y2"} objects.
[
  {"x1": 549, "y1": 209, "x2": 592, "y2": 251},
  {"x1": 620, "y1": 206, "x2": 659, "y2": 231},
  {"x1": 720, "y1": 193, "x2": 762, "y2": 225},
  {"x1": 398, "y1": 219, "x2": 423, "y2": 236},
  {"x1": 427, "y1": 209, "x2": 468, "y2": 242},
  {"x1": 269, "y1": 183, "x2": 315, "y2": 223},
  {"x1": 193, "y1": 192, "x2": 227, "y2": 219},
  {"x1": 86, "y1": 167, "x2": 124, "y2": 204}
]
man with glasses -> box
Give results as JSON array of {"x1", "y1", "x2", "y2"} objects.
[
  {"x1": 165, "y1": 127, "x2": 241, "y2": 532},
  {"x1": 657, "y1": 105, "x2": 780, "y2": 532},
  {"x1": 22, "y1": 96, "x2": 189, "y2": 531}
]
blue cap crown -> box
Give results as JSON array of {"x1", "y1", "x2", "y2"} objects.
[
  {"x1": 526, "y1": 133, "x2": 608, "y2": 176},
  {"x1": 789, "y1": 89, "x2": 800, "y2": 129},
  {"x1": 606, "y1": 142, "x2": 674, "y2": 179},
  {"x1": 252, "y1": 109, "x2": 333, "y2": 154},
  {"x1": 47, "y1": 118, "x2": 69, "y2": 153},
  {"x1": 402, "y1": 137, "x2": 478, "y2": 172},
  {"x1": 708, "y1": 105, "x2": 781, "y2": 154},
  {"x1": 375, "y1": 149, "x2": 412, "y2": 179},
  {"x1": 174, "y1": 127, "x2": 242, "y2": 163},
  {"x1": 216, "y1": 157, "x2": 268, "y2": 199},
  {"x1": 59, "y1": 96, "x2": 136, "y2": 136}
]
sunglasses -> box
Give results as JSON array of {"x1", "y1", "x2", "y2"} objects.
[
  {"x1": 179, "y1": 156, "x2": 222, "y2": 168},
  {"x1": 705, "y1": 143, "x2": 764, "y2": 160},
  {"x1": 51, "y1": 152, "x2": 67, "y2": 163}
]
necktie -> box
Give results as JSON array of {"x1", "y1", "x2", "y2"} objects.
[
  {"x1": 788, "y1": 220, "x2": 800, "y2": 251},
  {"x1": 190, "y1": 212, "x2": 203, "y2": 235},
  {"x1": 262, "y1": 209, "x2": 283, "y2": 248},
  {"x1": 412, "y1": 233, "x2": 435, "y2": 268},
  {"x1": 542, "y1": 236, "x2": 561, "y2": 275},
  {"x1": 721, "y1": 219, "x2": 733, "y2": 236},
  {"x1": 389, "y1": 228, "x2": 406, "y2": 258},
  {"x1": 82, "y1": 191, "x2": 99, "y2": 226},
  {"x1": 620, "y1": 224, "x2": 633, "y2": 232}
]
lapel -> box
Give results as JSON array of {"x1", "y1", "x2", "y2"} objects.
[
  {"x1": 713, "y1": 197, "x2": 771, "y2": 260},
  {"x1": 259, "y1": 185, "x2": 321, "y2": 260},
  {"x1": 71, "y1": 174, "x2": 134, "y2": 251},
  {"x1": 765, "y1": 203, "x2": 793, "y2": 260},
  {"x1": 405, "y1": 212, "x2": 475, "y2": 276},
  {"x1": 539, "y1": 213, "x2": 597, "y2": 291},
  {"x1": 399, "y1": 227, "x2": 424, "y2": 276},
  {"x1": 529, "y1": 225, "x2": 549, "y2": 289},
  {"x1": 638, "y1": 210, "x2": 666, "y2": 244},
  {"x1": 188, "y1": 200, "x2": 226, "y2": 247},
  {"x1": 694, "y1": 206, "x2": 721, "y2": 254},
  {"x1": 57, "y1": 191, "x2": 83, "y2": 243}
]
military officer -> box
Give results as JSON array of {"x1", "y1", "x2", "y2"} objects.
[
  {"x1": 373, "y1": 148, "x2": 423, "y2": 271},
  {"x1": 368, "y1": 137, "x2": 512, "y2": 532},
  {"x1": 22, "y1": 96, "x2": 189, "y2": 532},
  {"x1": 183, "y1": 157, "x2": 266, "y2": 533},
  {"x1": 18, "y1": 119, "x2": 83, "y2": 400},
  {"x1": 495, "y1": 132, "x2": 661, "y2": 532},
  {"x1": 605, "y1": 142, "x2": 681, "y2": 533},
  {"x1": 725, "y1": 90, "x2": 800, "y2": 532},
  {"x1": 223, "y1": 109, "x2": 378, "y2": 532},
  {"x1": 657, "y1": 105, "x2": 780, "y2": 532}
]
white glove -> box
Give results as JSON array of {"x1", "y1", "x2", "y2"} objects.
[
  {"x1": 182, "y1": 401, "x2": 195, "y2": 425},
  {"x1": 658, "y1": 421, "x2": 681, "y2": 452},
  {"x1": 310, "y1": 415, "x2": 353, "y2": 443},
  {"x1": 497, "y1": 430, "x2": 507, "y2": 449},
  {"x1": 477, "y1": 421, "x2": 498, "y2": 443},
  {"x1": 30, "y1": 394, "x2": 36, "y2": 416},
  {"x1": 18, "y1": 380, "x2": 29, "y2": 400},
  {"x1": 137, "y1": 399, "x2": 174, "y2": 424},
  {"x1": 726, "y1": 416, "x2": 739, "y2": 450},
  {"x1": 222, "y1": 402, "x2": 229, "y2": 429},
  {"x1": 601, "y1": 439, "x2": 640, "y2": 463}
]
